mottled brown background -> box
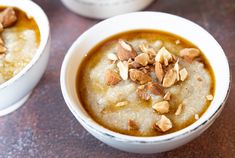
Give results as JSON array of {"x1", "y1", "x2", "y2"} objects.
[{"x1": 0, "y1": 0, "x2": 234, "y2": 157}]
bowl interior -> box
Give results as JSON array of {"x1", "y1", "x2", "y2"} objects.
[
  {"x1": 0, "y1": 0, "x2": 50, "y2": 89},
  {"x1": 61, "y1": 12, "x2": 230, "y2": 142}
]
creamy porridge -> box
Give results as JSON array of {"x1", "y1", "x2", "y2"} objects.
[
  {"x1": 0, "y1": 7, "x2": 40, "y2": 84},
  {"x1": 77, "y1": 30, "x2": 215, "y2": 136}
]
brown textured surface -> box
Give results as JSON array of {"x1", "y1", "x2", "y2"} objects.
[{"x1": 0, "y1": 0, "x2": 234, "y2": 157}]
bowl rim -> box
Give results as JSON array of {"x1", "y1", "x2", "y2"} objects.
[
  {"x1": 60, "y1": 11, "x2": 231, "y2": 143},
  {"x1": 0, "y1": 0, "x2": 50, "y2": 90}
]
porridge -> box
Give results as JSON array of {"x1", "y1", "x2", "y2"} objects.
[
  {"x1": 0, "y1": 7, "x2": 40, "y2": 84},
  {"x1": 77, "y1": 30, "x2": 215, "y2": 136}
]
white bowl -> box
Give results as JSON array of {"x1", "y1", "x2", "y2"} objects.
[
  {"x1": 0, "y1": 0, "x2": 50, "y2": 116},
  {"x1": 60, "y1": 12, "x2": 230, "y2": 153},
  {"x1": 61, "y1": 0, "x2": 154, "y2": 19}
]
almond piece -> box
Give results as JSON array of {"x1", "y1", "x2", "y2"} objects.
[
  {"x1": 155, "y1": 47, "x2": 173, "y2": 66},
  {"x1": 0, "y1": 37, "x2": 4, "y2": 45},
  {"x1": 163, "y1": 92, "x2": 171, "y2": 101},
  {"x1": 162, "y1": 69, "x2": 177, "y2": 87},
  {"x1": 175, "y1": 40, "x2": 180, "y2": 45},
  {"x1": 0, "y1": 45, "x2": 6, "y2": 54},
  {"x1": 117, "y1": 39, "x2": 137, "y2": 60},
  {"x1": 174, "y1": 59, "x2": 180, "y2": 81},
  {"x1": 155, "y1": 115, "x2": 172, "y2": 132},
  {"x1": 147, "y1": 82, "x2": 164, "y2": 95},
  {"x1": 134, "y1": 53, "x2": 149, "y2": 66},
  {"x1": 115, "y1": 101, "x2": 128, "y2": 107},
  {"x1": 117, "y1": 61, "x2": 128, "y2": 80},
  {"x1": 179, "y1": 68, "x2": 188, "y2": 81},
  {"x1": 0, "y1": 7, "x2": 17, "y2": 28},
  {"x1": 175, "y1": 104, "x2": 183, "y2": 116},
  {"x1": 107, "y1": 53, "x2": 118, "y2": 61},
  {"x1": 136, "y1": 88, "x2": 150, "y2": 101},
  {"x1": 129, "y1": 69, "x2": 152, "y2": 84},
  {"x1": 206, "y1": 94, "x2": 213, "y2": 101},
  {"x1": 155, "y1": 61, "x2": 164, "y2": 82},
  {"x1": 180, "y1": 48, "x2": 200, "y2": 62},
  {"x1": 128, "y1": 119, "x2": 139, "y2": 130},
  {"x1": 152, "y1": 101, "x2": 170, "y2": 114},
  {"x1": 139, "y1": 43, "x2": 156, "y2": 57},
  {"x1": 128, "y1": 61, "x2": 142, "y2": 69},
  {"x1": 105, "y1": 69, "x2": 121, "y2": 86}
]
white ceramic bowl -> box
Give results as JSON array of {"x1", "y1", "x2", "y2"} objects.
[
  {"x1": 61, "y1": 0, "x2": 154, "y2": 19},
  {"x1": 0, "y1": 0, "x2": 50, "y2": 116},
  {"x1": 60, "y1": 12, "x2": 230, "y2": 153}
]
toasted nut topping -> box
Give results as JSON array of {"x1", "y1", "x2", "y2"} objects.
[
  {"x1": 105, "y1": 69, "x2": 121, "y2": 86},
  {"x1": 175, "y1": 40, "x2": 180, "y2": 45},
  {"x1": 117, "y1": 61, "x2": 128, "y2": 80},
  {"x1": 0, "y1": 37, "x2": 4, "y2": 45},
  {"x1": 138, "y1": 85, "x2": 145, "y2": 90},
  {"x1": 117, "y1": 39, "x2": 137, "y2": 60},
  {"x1": 128, "y1": 119, "x2": 139, "y2": 130},
  {"x1": 162, "y1": 69, "x2": 177, "y2": 87},
  {"x1": 0, "y1": 45, "x2": 7, "y2": 54},
  {"x1": 179, "y1": 68, "x2": 188, "y2": 81},
  {"x1": 152, "y1": 101, "x2": 170, "y2": 114},
  {"x1": 195, "y1": 114, "x2": 199, "y2": 120},
  {"x1": 155, "y1": 47, "x2": 174, "y2": 66},
  {"x1": 128, "y1": 61, "x2": 142, "y2": 69},
  {"x1": 135, "y1": 53, "x2": 149, "y2": 66},
  {"x1": 175, "y1": 104, "x2": 183, "y2": 116},
  {"x1": 107, "y1": 53, "x2": 118, "y2": 61},
  {"x1": 174, "y1": 59, "x2": 180, "y2": 81},
  {"x1": 129, "y1": 69, "x2": 152, "y2": 84},
  {"x1": 136, "y1": 88, "x2": 150, "y2": 101},
  {"x1": 115, "y1": 101, "x2": 129, "y2": 107},
  {"x1": 155, "y1": 61, "x2": 164, "y2": 82},
  {"x1": 147, "y1": 82, "x2": 164, "y2": 95},
  {"x1": 180, "y1": 48, "x2": 200, "y2": 62},
  {"x1": 139, "y1": 43, "x2": 156, "y2": 57},
  {"x1": 0, "y1": 8, "x2": 17, "y2": 28},
  {"x1": 163, "y1": 92, "x2": 171, "y2": 101},
  {"x1": 155, "y1": 115, "x2": 172, "y2": 132},
  {"x1": 206, "y1": 94, "x2": 213, "y2": 101}
]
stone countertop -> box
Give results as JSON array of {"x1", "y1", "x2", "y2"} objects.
[{"x1": 0, "y1": 0, "x2": 234, "y2": 157}]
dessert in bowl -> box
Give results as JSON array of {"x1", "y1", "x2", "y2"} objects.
[
  {"x1": 0, "y1": 0, "x2": 50, "y2": 116},
  {"x1": 60, "y1": 12, "x2": 230, "y2": 153}
]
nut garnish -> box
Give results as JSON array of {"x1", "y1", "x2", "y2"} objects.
[
  {"x1": 105, "y1": 69, "x2": 121, "y2": 86},
  {"x1": 139, "y1": 43, "x2": 156, "y2": 57},
  {"x1": 129, "y1": 69, "x2": 152, "y2": 84},
  {"x1": 206, "y1": 94, "x2": 213, "y2": 101},
  {"x1": 134, "y1": 53, "x2": 149, "y2": 66},
  {"x1": 180, "y1": 48, "x2": 200, "y2": 62},
  {"x1": 128, "y1": 119, "x2": 139, "y2": 130},
  {"x1": 107, "y1": 53, "x2": 118, "y2": 61},
  {"x1": 117, "y1": 39, "x2": 137, "y2": 60},
  {"x1": 179, "y1": 68, "x2": 188, "y2": 81},
  {"x1": 155, "y1": 47, "x2": 174, "y2": 66},
  {"x1": 155, "y1": 61, "x2": 164, "y2": 82},
  {"x1": 136, "y1": 88, "x2": 150, "y2": 101},
  {"x1": 128, "y1": 61, "x2": 142, "y2": 69},
  {"x1": 117, "y1": 61, "x2": 129, "y2": 80},
  {"x1": 153, "y1": 40, "x2": 163, "y2": 50},
  {"x1": 162, "y1": 69, "x2": 177, "y2": 87},
  {"x1": 155, "y1": 115, "x2": 172, "y2": 132},
  {"x1": 163, "y1": 92, "x2": 171, "y2": 101},
  {"x1": 147, "y1": 82, "x2": 164, "y2": 95},
  {"x1": 152, "y1": 101, "x2": 170, "y2": 114},
  {"x1": 175, "y1": 104, "x2": 183, "y2": 116},
  {"x1": 174, "y1": 59, "x2": 180, "y2": 81},
  {"x1": 194, "y1": 114, "x2": 199, "y2": 120},
  {"x1": 0, "y1": 45, "x2": 6, "y2": 54},
  {"x1": 175, "y1": 40, "x2": 180, "y2": 45},
  {"x1": 115, "y1": 101, "x2": 129, "y2": 107},
  {"x1": 0, "y1": 7, "x2": 17, "y2": 28}
]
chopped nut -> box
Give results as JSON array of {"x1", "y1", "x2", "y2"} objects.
[
  {"x1": 0, "y1": 37, "x2": 4, "y2": 45},
  {"x1": 115, "y1": 101, "x2": 128, "y2": 107},
  {"x1": 117, "y1": 61, "x2": 129, "y2": 80},
  {"x1": 195, "y1": 114, "x2": 199, "y2": 120},
  {"x1": 175, "y1": 104, "x2": 183, "y2": 116},
  {"x1": 174, "y1": 59, "x2": 180, "y2": 81},
  {"x1": 206, "y1": 94, "x2": 213, "y2": 101},
  {"x1": 180, "y1": 48, "x2": 200, "y2": 62},
  {"x1": 162, "y1": 69, "x2": 177, "y2": 87},
  {"x1": 155, "y1": 47, "x2": 174, "y2": 66},
  {"x1": 117, "y1": 39, "x2": 137, "y2": 60},
  {"x1": 129, "y1": 69, "x2": 152, "y2": 84},
  {"x1": 152, "y1": 101, "x2": 170, "y2": 114},
  {"x1": 175, "y1": 40, "x2": 180, "y2": 45},
  {"x1": 128, "y1": 119, "x2": 139, "y2": 130},
  {"x1": 155, "y1": 115, "x2": 172, "y2": 132},
  {"x1": 155, "y1": 61, "x2": 164, "y2": 82},
  {"x1": 0, "y1": 45, "x2": 7, "y2": 54},
  {"x1": 0, "y1": 7, "x2": 17, "y2": 28},
  {"x1": 128, "y1": 61, "x2": 142, "y2": 69},
  {"x1": 134, "y1": 53, "x2": 149, "y2": 66},
  {"x1": 147, "y1": 82, "x2": 164, "y2": 95},
  {"x1": 107, "y1": 53, "x2": 118, "y2": 61},
  {"x1": 139, "y1": 43, "x2": 156, "y2": 57},
  {"x1": 138, "y1": 85, "x2": 145, "y2": 90},
  {"x1": 153, "y1": 40, "x2": 163, "y2": 50},
  {"x1": 105, "y1": 69, "x2": 121, "y2": 86},
  {"x1": 163, "y1": 92, "x2": 171, "y2": 101},
  {"x1": 136, "y1": 88, "x2": 150, "y2": 101},
  {"x1": 179, "y1": 68, "x2": 188, "y2": 81}
]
